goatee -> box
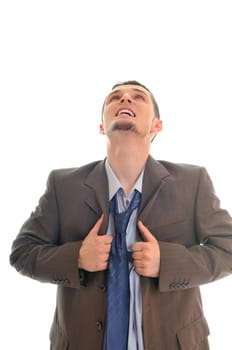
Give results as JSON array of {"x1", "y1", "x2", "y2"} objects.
[{"x1": 112, "y1": 121, "x2": 138, "y2": 133}]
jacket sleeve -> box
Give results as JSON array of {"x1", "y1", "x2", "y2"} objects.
[
  {"x1": 9, "y1": 170, "x2": 85, "y2": 289},
  {"x1": 158, "y1": 167, "x2": 232, "y2": 292}
]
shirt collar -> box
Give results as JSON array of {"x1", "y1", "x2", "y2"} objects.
[{"x1": 105, "y1": 159, "x2": 144, "y2": 200}]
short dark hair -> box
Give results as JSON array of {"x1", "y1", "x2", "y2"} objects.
[{"x1": 102, "y1": 80, "x2": 160, "y2": 119}]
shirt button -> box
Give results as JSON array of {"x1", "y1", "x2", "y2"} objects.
[
  {"x1": 96, "y1": 321, "x2": 103, "y2": 331},
  {"x1": 125, "y1": 199, "x2": 130, "y2": 206},
  {"x1": 98, "y1": 284, "x2": 106, "y2": 292}
]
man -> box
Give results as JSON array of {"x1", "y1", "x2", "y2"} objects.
[{"x1": 10, "y1": 81, "x2": 232, "y2": 350}]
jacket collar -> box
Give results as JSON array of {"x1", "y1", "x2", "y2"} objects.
[{"x1": 84, "y1": 156, "x2": 172, "y2": 231}]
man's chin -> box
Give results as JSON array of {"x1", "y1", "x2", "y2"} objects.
[{"x1": 112, "y1": 121, "x2": 136, "y2": 132}]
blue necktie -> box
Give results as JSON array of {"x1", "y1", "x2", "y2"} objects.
[{"x1": 105, "y1": 190, "x2": 141, "y2": 350}]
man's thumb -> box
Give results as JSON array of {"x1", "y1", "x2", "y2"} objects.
[
  {"x1": 138, "y1": 220, "x2": 156, "y2": 242},
  {"x1": 89, "y1": 214, "x2": 104, "y2": 236}
]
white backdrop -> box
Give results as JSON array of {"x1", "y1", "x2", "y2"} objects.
[{"x1": 1, "y1": 1, "x2": 232, "y2": 349}]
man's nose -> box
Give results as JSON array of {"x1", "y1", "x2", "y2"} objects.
[{"x1": 120, "y1": 93, "x2": 132, "y2": 104}]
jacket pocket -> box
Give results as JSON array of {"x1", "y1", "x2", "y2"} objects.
[
  {"x1": 177, "y1": 316, "x2": 210, "y2": 349},
  {"x1": 49, "y1": 321, "x2": 69, "y2": 350}
]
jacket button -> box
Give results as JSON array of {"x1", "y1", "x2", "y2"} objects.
[
  {"x1": 98, "y1": 284, "x2": 106, "y2": 292},
  {"x1": 96, "y1": 321, "x2": 103, "y2": 331}
]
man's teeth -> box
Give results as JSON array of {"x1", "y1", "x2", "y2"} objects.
[{"x1": 118, "y1": 109, "x2": 135, "y2": 117}]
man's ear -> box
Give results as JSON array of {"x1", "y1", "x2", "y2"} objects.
[
  {"x1": 150, "y1": 119, "x2": 162, "y2": 141},
  {"x1": 151, "y1": 119, "x2": 162, "y2": 134},
  {"x1": 99, "y1": 123, "x2": 105, "y2": 134}
]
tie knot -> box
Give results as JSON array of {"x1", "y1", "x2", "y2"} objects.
[
  {"x1": 110, "y1": 189, "x2": 141, "y2": 215},
  {"x1": 110, "y1": 189, "x2": 141, "y2": 235}
]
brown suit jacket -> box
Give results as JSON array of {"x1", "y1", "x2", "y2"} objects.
[{"x1": 10, "y1": 156, "x2": 232, "y2": 350}]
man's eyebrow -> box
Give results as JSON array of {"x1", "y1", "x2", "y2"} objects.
[
  {"x1": 131, "y1": 88, "x2": 148, "y2": 96},
  {"x1": 107, "y1": 88, "x2": 148, "y2": 98},
  {"x1": 107, "y1": 89, "x2": 121, "y2": 98}
]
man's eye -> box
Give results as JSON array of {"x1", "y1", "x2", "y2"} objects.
[
  {"x1": 109, "y1": 95, "x2": 120, "y2": 102},
  {"x1": 134, "y1": 94, "x2": 144, "y2": 100}
]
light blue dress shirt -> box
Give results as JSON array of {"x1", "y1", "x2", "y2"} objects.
[{"x1": 105, "y1": 160, "x2": 144, "y2": 350}]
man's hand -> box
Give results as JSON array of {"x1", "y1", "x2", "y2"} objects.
[
  {"x1": 78, "y1": 215, "x2": 113, "y2": 272},
  {"x1": 131, "y1": 220, "x2": 160, "y2": 277}
]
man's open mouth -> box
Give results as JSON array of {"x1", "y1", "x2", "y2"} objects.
[{"x1": 115, "y1": 108, "x2": 136, "y2": 117}]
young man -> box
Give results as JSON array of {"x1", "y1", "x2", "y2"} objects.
[{"x1": 10, "y1": 81, "x2": 232, "y2": 349}]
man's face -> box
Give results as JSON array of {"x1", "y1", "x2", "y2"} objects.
[{"x1": 100, "y1": 85, "x2": 162, "y2": 140}]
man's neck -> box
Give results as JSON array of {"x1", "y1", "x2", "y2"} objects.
[{"x1": 106, "y1": 135, "x2": 150, "y2": 195}]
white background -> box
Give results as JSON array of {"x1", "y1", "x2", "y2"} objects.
[{"x1": 1, "y1": 1, "x2": 232, "y2": 349}]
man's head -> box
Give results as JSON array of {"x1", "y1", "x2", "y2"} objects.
[
  {"x1": 109, "y1": 80, "x2": 160, "y2": 119},
  {"x1": 100, "y1": 80, "x2": 162, "y2": 141}
]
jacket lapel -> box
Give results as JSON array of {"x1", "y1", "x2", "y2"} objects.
[
  {"x1": 139, "y1": 156, "x2": 171, "y2": 222},
  {"x1": 84, "y1": 159, "x2": 109, "y2": 233}
]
